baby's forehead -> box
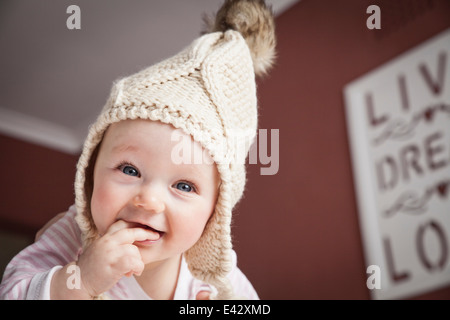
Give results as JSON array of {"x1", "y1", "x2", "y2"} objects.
[
  {"x1": 103, "y1": 119, "x2": 217, "y2": 172},
  {"x1": 105, "y1": 119, "x2": 197, "y2": 151}
]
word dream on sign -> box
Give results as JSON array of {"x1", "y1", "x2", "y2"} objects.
[{"x1": 344, "y1": 28, "x2": 450, "y2": 300}]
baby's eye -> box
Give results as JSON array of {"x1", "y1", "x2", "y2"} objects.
[
  {"x1": 119, "y1": 164, "x2": 140, "y2": 177},
  {"x1": 174, "y1": 182, "x2": 196, "y2": 193}
]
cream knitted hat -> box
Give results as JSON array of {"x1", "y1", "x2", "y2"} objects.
[{"x1": 74, "y1": 0, "x2": 276, "y2": 299}]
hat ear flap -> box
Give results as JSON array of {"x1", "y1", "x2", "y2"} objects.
[
  {"x1": 185, "y1": 168, "x2": 234, "y2": 299},
  {"x1": 74, "y1": 141, "x2": 101, "y2": 248}
]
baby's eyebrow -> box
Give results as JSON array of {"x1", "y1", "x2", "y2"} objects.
[
  {"x1": 177, "y1": 163, "x2": 211, "y2": 181},
  {"x1": 111, "y1": 144, "x2": 139, "y2": 154}
]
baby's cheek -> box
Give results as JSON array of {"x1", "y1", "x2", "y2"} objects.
[
  {"x1": 186, "y1": 224, "x2": 205, "y2": 243},
  {"x1": 183, "y1": 213, "x2": 212, "y2": 245},
  {"x1": 90, "y1": 185, "x2": 116, "y2": 235}
]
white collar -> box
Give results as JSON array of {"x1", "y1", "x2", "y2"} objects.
[{"x1": 120, "y1": 254, "x2": 193, "y2": 300}]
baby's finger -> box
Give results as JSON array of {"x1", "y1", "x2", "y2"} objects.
[
  {"x1": 196, "y1": 291, "x2": 211, "y2": 300},
  {"x1": 105, "y1": 219, "x2": 132, "y2": 235},
  {"x1": 115, "y1": 227, "x2": 161, "y2": 244}
]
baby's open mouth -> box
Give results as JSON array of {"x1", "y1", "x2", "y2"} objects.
[{"x1": 130, "y1": 222, "x2": 165, "y2": 241}]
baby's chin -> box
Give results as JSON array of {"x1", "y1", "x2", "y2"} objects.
[{"x1": 139, "y1": 250, "x2": 183, "y2": 270}]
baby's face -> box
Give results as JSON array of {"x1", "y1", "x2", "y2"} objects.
[{"x1": 90, "y1": 119, "x2": 220, "y2": 265}]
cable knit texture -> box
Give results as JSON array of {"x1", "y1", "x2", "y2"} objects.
[{"x1": 74, "y1": 0, "x2": 276, "y2": 300}]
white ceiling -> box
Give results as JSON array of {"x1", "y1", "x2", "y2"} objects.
[{"x1": 0, "y1": 0, "x2": 299, "y2": 153}]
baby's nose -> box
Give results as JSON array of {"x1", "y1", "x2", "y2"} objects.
[{"x1": 132, "y1": 190, "x2": 165, "y2": 213}]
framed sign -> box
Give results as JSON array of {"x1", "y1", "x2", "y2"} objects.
[{"x1": 344, "y1": 28, "x2": 450, "y2": 299}]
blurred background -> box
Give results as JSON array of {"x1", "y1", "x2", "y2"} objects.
[{"x1": 0, "y1": 0, "x2": 449, "y2": 299}]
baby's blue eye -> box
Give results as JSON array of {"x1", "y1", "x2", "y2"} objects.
[
  {"x1": 175, "y1": 182, "x2": 194, "y2": 193},
  {"x1": 121, "y1": 165, "x2": 139, "y2": 177}
]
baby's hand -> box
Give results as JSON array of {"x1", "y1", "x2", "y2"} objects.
[
  {"x1": 76, "y1": 220, "x2": 154, "y2": 297},
  {"x1": 196, "y1": 291, "x2": 211, "y2": 300}
]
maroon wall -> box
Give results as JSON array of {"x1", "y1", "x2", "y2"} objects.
[
  {"x1": 1, "y1": 0, "x2": 449, "y2": 300},
  {"x1": 0, "y1": 135, "x2": 78, "y2": 235},
  {"x1": 232, "y1": 0, "x2": 450, "y2": 299}
]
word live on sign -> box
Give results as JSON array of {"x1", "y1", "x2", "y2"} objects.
[{"x1": 345, "y1": 29, "x2": 450, "y2": 299}]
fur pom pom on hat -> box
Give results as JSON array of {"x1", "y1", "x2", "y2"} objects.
[
  {"x1": 74, "y1": 0, "x2": 276, "y2": 299},
  {"x1": 202, "y1": 0, "x2": 276, "y2": 76}
]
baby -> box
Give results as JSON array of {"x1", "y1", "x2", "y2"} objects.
[
  {"x1": 53, "y1": 120, "x2": 224, "y2": 299},
  {"x1": 0, "y1": 0, "x2": 276, "y2": 300}
]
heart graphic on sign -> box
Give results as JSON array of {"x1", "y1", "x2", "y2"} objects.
[{"x1": 436, "y1": 182, "x2": 449, "y2": 198}]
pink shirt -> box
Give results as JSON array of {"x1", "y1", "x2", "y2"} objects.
[{"x1": 0, "y1": 205, "x2": 258, "y2": 300}]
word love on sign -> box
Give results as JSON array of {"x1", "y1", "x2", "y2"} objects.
[{"x1": 344, "y1": 29, "x2": 450, "y2": 300}]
